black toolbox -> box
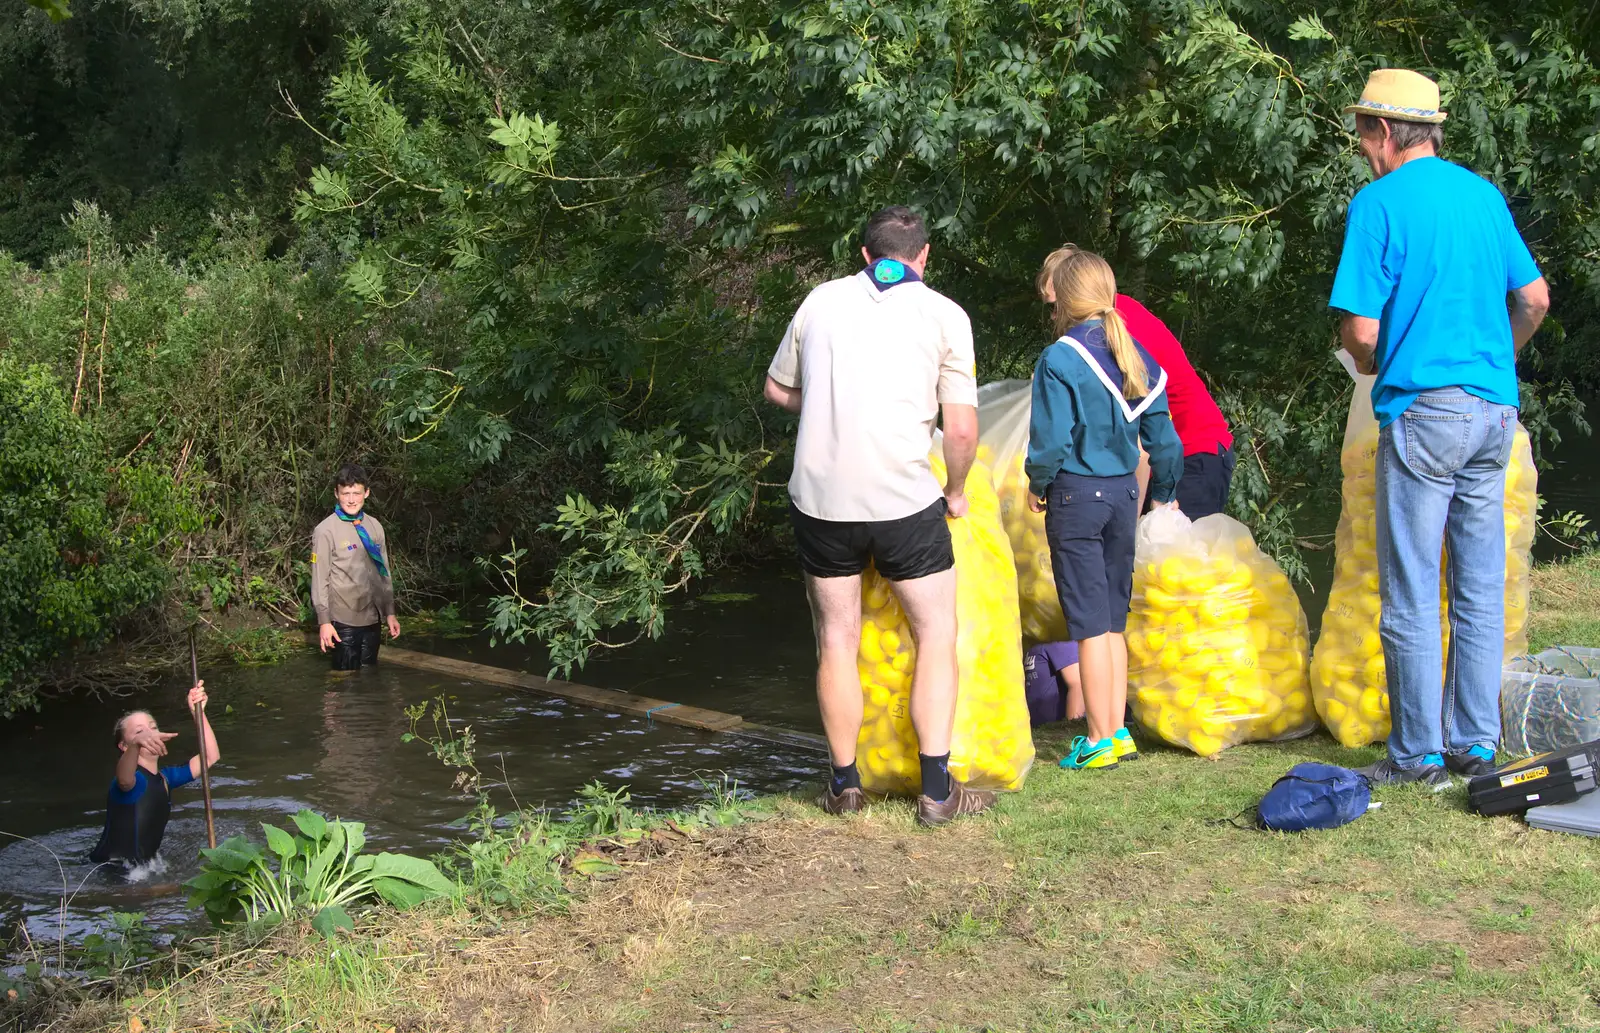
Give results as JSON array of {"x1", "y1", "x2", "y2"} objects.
[{"x1": 1468, "y1": 741, "x2": 1599, "y2": 817}]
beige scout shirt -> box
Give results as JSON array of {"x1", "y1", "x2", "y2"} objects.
[
  {"x1": 311, "y1": 512, "x2": 396, "y2": 628},
  {"x1": 767, "y1": 270, "x2": 978, "y2": 523}
]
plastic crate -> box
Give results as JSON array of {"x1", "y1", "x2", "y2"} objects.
[{"x1": 1501, "y1": 647, "x2": 1600, "y2": 757}]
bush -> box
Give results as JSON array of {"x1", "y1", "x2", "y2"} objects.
[{"x1": 0, "y1": 358, "x2": 198, "y2": 714}]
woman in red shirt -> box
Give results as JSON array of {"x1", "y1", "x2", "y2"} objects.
[{"x1": 1037, "y1": 249, "x2": 1235, "y2": 518}]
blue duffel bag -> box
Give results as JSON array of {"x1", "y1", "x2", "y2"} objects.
[{"x1": 1255, "y1": 762, "x2": 1371, "y2": 832}]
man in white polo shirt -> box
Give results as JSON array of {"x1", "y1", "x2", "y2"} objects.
[{"x1": 763, "y1": 206, "x2": 989, "y2": 827}]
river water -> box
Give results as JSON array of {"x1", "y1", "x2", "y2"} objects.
[
  {"x1": 0, "y1": 571, "x2": 824, "y2": 949},
  {"x1": 3, "y1": 419, "x2": 1595, "y2": 949}
]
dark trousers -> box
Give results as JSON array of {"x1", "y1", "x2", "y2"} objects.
[
  {"x1": 1044, "y1": 472, "x2": 1141, "y2": 639},
  {"x1": 330, "y1": 622, "x2": 381, "y2": 670},
  {"x1": 1174, "y1": 445, "x2": 1237, "y2": 519}
]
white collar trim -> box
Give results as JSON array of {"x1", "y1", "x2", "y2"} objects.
[{"x1": 1057, "y1": 336, "x2": 1167, "y2": 422}]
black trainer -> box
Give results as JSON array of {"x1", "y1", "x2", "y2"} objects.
[
  {"x1": 1357, "y1": 755, "x2": 1451, "y2": 791},
  {"x1": 1444, "y1": 746, "x2": 1497, "y2": 778}
]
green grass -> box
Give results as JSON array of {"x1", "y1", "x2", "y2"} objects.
[
  {"x1": 975, "y1": 730, "x2": 1600, "y2": 1032},
  {"x1": 30, "y1": 739, "x2": 1600, "y2": 1033},
  {"x1": 18, "y1": 554, "x2": 1600, "y2": 1033},
  {"x1": 1528, "y1": 549, "x2": 1600, "y2": 654}
]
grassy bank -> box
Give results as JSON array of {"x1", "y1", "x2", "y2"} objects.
[
  {"x1": 44, "y1": 738, "x2": 1600, "y2": 1033},
  {"x1": 16, "y1": 555, "x2": 1600, "y2": 1033},
  {"x1": 1528, "y1": 549, "x2": 1600, "y2": 655}
]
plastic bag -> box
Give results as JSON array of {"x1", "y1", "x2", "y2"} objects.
[
  {"x1": 1310, "y1": 353, "x2": 1540, "y2": 747},
  {"x1": 1124, "y1": 510, "x2": 1314, "y2": 756},
  {"x1": 1500, "y1": 648, "x2": 1600, "y2": 757},
  {"x1": 855, "y1": 443, "x2": 1035, "y2": 795},
  {"x1": 975, "y1": 379, "x2": 1069, "y2": 643}
]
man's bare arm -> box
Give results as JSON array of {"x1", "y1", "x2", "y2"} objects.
[
  {"x1": 763, "y1": 375, "x2": 801, "y2": 414},
  {"x1": 1511, "y1": 277, "x2": 1550, "y2": 352},
  {"x1": 940, "y1": 402, "x2": 978, "y2": 519},
  {"x1": 1340, "y1": 312, "x2": 1381, "y2": 375}
]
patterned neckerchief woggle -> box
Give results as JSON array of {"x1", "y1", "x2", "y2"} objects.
[
  {"x1": 866, "y1": 257, "x2": 922, "y2": 292},
  {"x1": 334, "y1": 508, "x2": 391, "y2": 579}
]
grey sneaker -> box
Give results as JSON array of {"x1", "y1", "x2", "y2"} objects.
[
  {"x1": 916, "y1": 777, "x2": 996, "y2": 827},
  {"x1": 1358, "y1": 756, "x2": 1451, "y2": 791},
  {"x1": 820, "y1": 785, "x2": 865, "y2": 815}
]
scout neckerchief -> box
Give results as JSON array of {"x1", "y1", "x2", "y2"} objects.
[
  {"x1": 865, "y1": 257, "x2": 922, "y2": 292},
  {"x1": 334, "y1": 508, "x2": 390, "y2": 579},
  {"x1": 1058, "y1": 321, "x2": 1169, "y2": 422}
]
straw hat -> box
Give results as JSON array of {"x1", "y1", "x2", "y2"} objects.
[{"x1": 1344, "y1": 68, "x2": 1447, "y2": 124}]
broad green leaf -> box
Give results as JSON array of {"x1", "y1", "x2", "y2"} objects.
[
  {"x1": 572, "y1": 854, "x2": 621, "y2": 877},
  {"x1": 311, "y1": 905, "x2": 355, "y2": 939},
  {"x1": 371, "y1": 876, "x2": 440, "y2": 910},
  {"x1": 263, "y1": 823, "x2": 296, "y2": 862},
  {"x1": 200, "y1": 836, "x2": 263, "y2": 873},
  {"x1": 370, "y1": 853, "x2": 455, "y2": 896},
  {"x1": 291, "y1": 811, "x2": 328, "y2": 842},
  {"x1": 340, "y1": 820, "x2": 367, "y2": 856},
  {"x1": 182, "y1": 870, "x2": 232, "y2": 891},
  {"x1": 304, "y1": 835, "x2": 344, "y2": 898}
]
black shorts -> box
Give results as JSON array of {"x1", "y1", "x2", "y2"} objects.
[
  {"x1": 330, "y1": 622, "x2": 382, "y2": 671},
  {"x1": 790, "y1": 499, "x2": 954, "y2": 581},
  {"x1": 1174, "y1": 445, "x2": 1236, "y2": 520},
  {"x1": 1043, "y1": 472, "x2": 1140, "y2": 639}
]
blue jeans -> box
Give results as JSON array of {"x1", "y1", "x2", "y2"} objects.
[{"x1": 1376, "y1": 390, "x2": 1516, "y2": 768}]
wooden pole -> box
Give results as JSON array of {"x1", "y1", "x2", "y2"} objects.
[{"x1": 189, "y1": 629, "x2": 217, "y2": 849}]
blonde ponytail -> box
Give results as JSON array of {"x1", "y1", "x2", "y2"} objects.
[
  {"x1": 1102, "y1": 307, "x2": 1149, "y2": 400},
  {"x1": 1038, "y1": 247, "x2": 1149, "y2": 400}
]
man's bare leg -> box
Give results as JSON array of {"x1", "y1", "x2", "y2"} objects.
[
  {"x1": 805, "y1": 573, "x2": 865, "y2": 766},
  {"x1": 888, "y1": 567, "x2": 958, "y2": 760},
  {"x1": 892, "y1": 565, "x2": 995, "y2": 822}
]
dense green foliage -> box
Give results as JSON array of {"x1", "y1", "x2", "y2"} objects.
[
  {"x1": 0, "y1": 352, "x2": 196, "y2": 714},
  {"x1": 0, "y1": 0, "x2": 1596, "y2": 685}
]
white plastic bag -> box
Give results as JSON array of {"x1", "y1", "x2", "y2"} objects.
[{"x1": 975, "y1": 379, "x2": 1069, "y2": 643}]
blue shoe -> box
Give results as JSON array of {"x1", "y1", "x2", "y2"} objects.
[
  {"x1": 1060, "y1": 735, "x2": 1117, "y2": 771},
  {"x1": 1445, "y1": 744, "x2": 1497, "y2": 778}
]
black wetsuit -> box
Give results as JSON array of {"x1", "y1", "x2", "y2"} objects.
[{"x1": 89, "y1": 765, "x2": 194, "y2": 865}]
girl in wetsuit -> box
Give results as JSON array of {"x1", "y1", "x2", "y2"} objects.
[{"x1": 90, "y1": 681, "x2": 220, "y2": 866}]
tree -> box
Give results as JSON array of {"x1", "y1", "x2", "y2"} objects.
[{"x1": 0, "y1": 357, "x2": 198, "y2": 714}]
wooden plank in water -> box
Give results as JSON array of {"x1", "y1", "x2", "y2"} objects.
[
  {"x1": 380, "y1": 646, "x2": 746, "y2": 733},
  {"x1": 732, "y1": 720, "x2": 829, "y2": 753}
]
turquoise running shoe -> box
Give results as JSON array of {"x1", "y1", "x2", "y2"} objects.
[{"x1": 1060, "y1": 735, "x2": 1118, "y2": 770}]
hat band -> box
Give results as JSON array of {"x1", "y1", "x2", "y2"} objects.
[{"x1": 1350, "y1": 98, "x2": 1441, "y2": 119}]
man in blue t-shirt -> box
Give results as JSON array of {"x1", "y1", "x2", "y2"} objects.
[
  {"x1": 1329, "y1": 69, "x2": 1550, "y2": 787},
  {"x1": 90, "y1": 680, "x2": 221, "y2": 867}
]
